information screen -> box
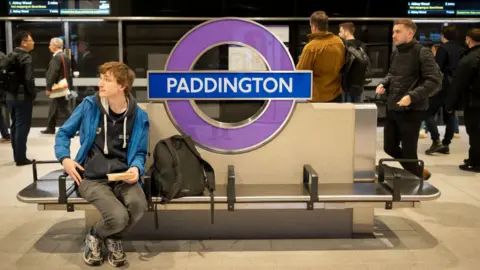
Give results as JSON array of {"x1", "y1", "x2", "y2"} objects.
[
  {"x1": 60, "y1": 0, "x2": 110, "y2": 15},
  {"x1": 8, "y1": 0, "x2": 110, "y2": 15},
  {"x1": 456, "y1": 2, "x2": 480, "y2": 16},
  {"x1": 407, "y1": 2, "x2": 456, "y2": 16},
  {"x1": 8, "y1": 1, "x2": 59, "y2": 15}
]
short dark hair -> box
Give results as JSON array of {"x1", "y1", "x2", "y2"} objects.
[
  {"x1": 442, "y1": 25, "x2": 458, "y2": 41},
  {"x1": 466, "y1": 28, "x2": 480, "y2": 42},
  {"x1": 14, "y1": 31, "x2": 31, "y2": 47},
  {"x1": 310, "y1": 11, "x2": 329, "y2": 31},
  {"x1": 340, "y1": 22, "x2": 355, "y2": 34},
  {"x1": 394, "y1": 19, "x2": 417, "y2": 33}
]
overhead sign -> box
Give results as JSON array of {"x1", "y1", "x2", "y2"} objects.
[{"x1": 147, "y1": 18, "x2": 312, "y2": 154}]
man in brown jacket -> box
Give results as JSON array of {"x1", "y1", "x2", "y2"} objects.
[{"x1": 296, "y1": 11, "x2": 345, "y2": 102}]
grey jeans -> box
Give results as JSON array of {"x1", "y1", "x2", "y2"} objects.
[{"x1": 78, "y1": 180, "x2": 147, "y2": 240}]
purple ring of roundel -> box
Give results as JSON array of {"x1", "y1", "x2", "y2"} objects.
[{"x1": 165, "y1": 18, "x2": 295, "y2": 151}]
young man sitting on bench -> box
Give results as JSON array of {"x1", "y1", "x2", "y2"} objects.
[{"x1": 54, "y1": 62, "x2": 150, "y2": 267}]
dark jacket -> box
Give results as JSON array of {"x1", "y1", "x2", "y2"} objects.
[
  {"x1": 380, "y1": 40, "x2": 442, "y2": 111},
  {"x1": 83, "y1": 93, "x2": 138, "y2": 180},
  {"x1": 435, "y1": 41, "x2": 466, "y2": 95},
  {"x1": 46, "y1": 51, "x2": 72, "y2": 91},
  {"x1": 296, "y1": 31, "x2": 345, "y2": 102},
  {"x1": 5, "y1": 47, "x2": 36, "y2": 102},
  {"x1": 446, "y1": 45, "x2": 480, "y2": 111}
]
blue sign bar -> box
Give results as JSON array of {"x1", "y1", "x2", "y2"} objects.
[{"x1": 147, "y1": 71, "x2": 312, "y2": 99}]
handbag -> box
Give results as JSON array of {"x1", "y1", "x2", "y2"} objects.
[{"x1": 49, "y1": 54, "x2": 71, "y2": 99}]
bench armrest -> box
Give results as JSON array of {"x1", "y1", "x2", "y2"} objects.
[
  {"x1": 303, "y1": 164, "x2": 319, "y2": 209},
  {"x1": 378, "y1": 158, "x2": 425, "y2": 202},
  {"x1": 227, "y1": 165, "x2": 235, "y2": 211},
  {"x1": 32, "y1": 160, "x2": 61, "y2": 182},
  {"x1": 378, "y1": 158, "x2": 425, "y2": 182},
  {"x1": 31, "y1": 160, "x2": 76, "y2": 208},
  {"x1": 142, "y1": 175, "x2": 153, "y2": 211}
]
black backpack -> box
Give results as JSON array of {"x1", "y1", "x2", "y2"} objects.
[
  {"x1": 0, "y1": 51, "x2": 19, "y2": 96},
  {"x1": 341, "y1": 39, "x2": 371, "y2": 95},
  {"x1": 148, "y1": 135, "x2": 216, "y2": 226},
  {"x1": 0, "y1": 52, "x2": 10, "y2": 95}
]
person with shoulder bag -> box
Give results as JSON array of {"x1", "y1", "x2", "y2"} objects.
[{"x1": 41, "y1": 37, "x2": 72, "y2": 134}]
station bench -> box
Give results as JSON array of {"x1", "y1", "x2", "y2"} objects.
[{"x1": 17, "y1": 158, "x2": 440, "y2": 216}]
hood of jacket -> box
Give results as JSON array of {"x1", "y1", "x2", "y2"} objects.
[{"x1": 93, "y1": 92, "x2": 138, "y2": 155}]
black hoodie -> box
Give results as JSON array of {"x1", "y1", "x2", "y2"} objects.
[{"x1": 83, "y1": 93, "x2": 138, "y2": 180}]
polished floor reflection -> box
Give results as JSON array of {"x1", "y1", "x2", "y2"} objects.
[{"x1": 0, "y1": 126, "x2": 479, "y2": 269}]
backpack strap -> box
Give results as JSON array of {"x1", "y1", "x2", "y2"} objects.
[
  {"x1": 163, "y1": 138, "x2": 183, "y2": 202},
  {"x1": 181, "y1": 135, "x2": 216, "y2": 224}
]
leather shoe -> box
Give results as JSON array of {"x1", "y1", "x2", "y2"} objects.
[
  {"x1": 41, "y1": 129, "x2": 55, "y2": 134},
  {"x1": 16, "y1": 159, "x2": 34, "y2": 166}
]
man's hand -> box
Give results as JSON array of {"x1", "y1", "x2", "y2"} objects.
[
  {"x1": 376, "y1": 84, "x2": 386, "y2": 95},
  {"x1": 124, "y1": 167, "x2": 139, "y2": 184},
  {"x1": 62, "y1": 158, "x2": 84, "y2": 185},
  {"x1": 46, "y1": 90, "x2": 51, "y2": 96},
  {"x1": 397, "y1": 95, "x2": 412, "y2": 107}
]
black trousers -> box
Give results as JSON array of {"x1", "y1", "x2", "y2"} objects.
[
  {"x1": 425, "y1": 93, "x2": 455, "y2": 145},
  {"x1": 6, "y1": 99, "x2": 33, "y2": 162},
  {"x1": 46, "y1": 97, "x2": 71, "y2": 131},
  {"x1": 0, "y1": 104, "x2": 10, "y2": 138},
  {"x1": 384, "y1": 110, "x2": 424, "y2": 177},
  {"x1": 464, "y1": 108, "x2": 480, "y2": 166}
]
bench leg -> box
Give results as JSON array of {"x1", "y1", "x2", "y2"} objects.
[
  {"x1": 352, "y1": 208, "x2": 374, "y2": 234},
  {"x1": 85, "y1": 209, "x2": 101, "y2": 230}
]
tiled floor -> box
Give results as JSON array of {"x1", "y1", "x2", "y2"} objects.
[{"x1": 0, "y1": 127, "x2": 479, "y2": 269}]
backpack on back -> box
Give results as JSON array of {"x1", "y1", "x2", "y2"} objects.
[
  {"x1": 0, "y1": 52, "x2": 10, "y2": 95},
  {"x1": 0, "y1": 51, "x2": 19, "y2": 95},
  {"x1": 341, "y1": 39, "x2": 371, "y2": 95},
  {"x1": 148, "y1": 135, "x2": 216, "y2": 226}
]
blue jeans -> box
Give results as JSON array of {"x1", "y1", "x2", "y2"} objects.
[
  {"x1": 342, "y1": 92, "x2": 362, "y2": 103},
  {"x1": 454, "y1": 114, "x2": 460, "y2": 133}
]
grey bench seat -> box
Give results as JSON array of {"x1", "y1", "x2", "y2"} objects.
[{"x1": 17, "y1": 161, "x2": 440, "y2": 209}]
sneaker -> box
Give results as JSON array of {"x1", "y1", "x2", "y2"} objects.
[
  {"x1": 437, "y1": 144, "x2": 450, "y2": 155},
  {"x1": 83, "y1": 229, "x2": 104, "y2": 266},
  {"x1": 105, "y1": 238, "x2": 127, "y2": 267},
  {"x1": 425, "y1": 141, "x2": 444, "y2": 155},
  {"x1": 423, "y1": 169, "x2": 432, "y2": 180}
]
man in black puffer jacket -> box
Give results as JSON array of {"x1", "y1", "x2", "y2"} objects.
[
  {"x1": 376, "y1": 19, "x2": 443, "y2": 180},
  {"x1": 446, "y1": 28, "x2": 480, "y2": 172}
]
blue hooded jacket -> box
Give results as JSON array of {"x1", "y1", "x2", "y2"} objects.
[{"x1": 54, "y1": 95, "x2": 150, "y2": 178}]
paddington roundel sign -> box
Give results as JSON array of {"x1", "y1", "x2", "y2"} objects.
[{"x1": 147, "y1": 18, "x2": 312, "y2": 154}]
